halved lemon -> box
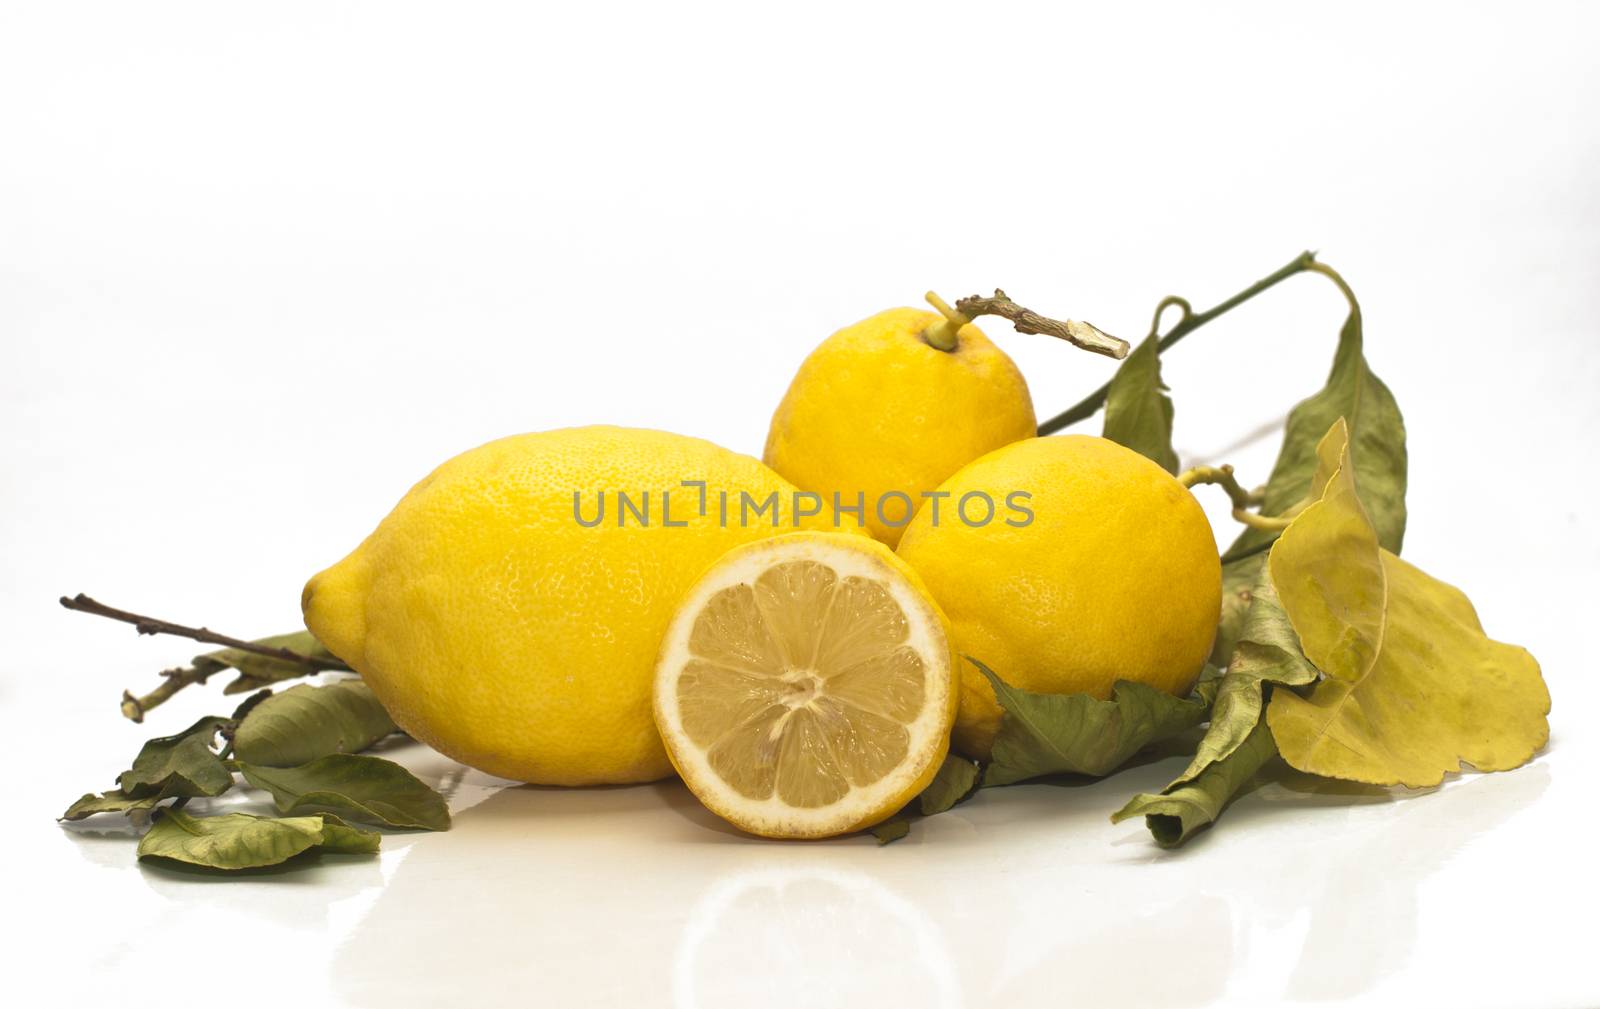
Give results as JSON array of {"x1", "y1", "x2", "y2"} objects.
[{"x1": 653, "y1": 532, "x2": 958, "y2": 839}]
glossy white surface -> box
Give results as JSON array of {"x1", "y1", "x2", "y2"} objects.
[
  {"x1": 24, "y1": 698, "x2": 1592, "y2": 1009},
  {"x1": 5, "y1": 3, "x2": 1598, "y2": 1006}
]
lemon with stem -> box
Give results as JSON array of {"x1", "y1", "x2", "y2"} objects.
[{"x1": 764, "y1": 291, "x2": 1126, "y2": 547}]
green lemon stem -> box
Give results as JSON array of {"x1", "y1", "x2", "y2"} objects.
[
  {"x1": 1177, "y1": 464, "x2": 1300, "y2": 531},
  {"x1": 1037, "y1": 251, "x2": 1320, "y2": 434},
  {"x1": 921, "y1": 292, "x2": 970, "y2": 351}
]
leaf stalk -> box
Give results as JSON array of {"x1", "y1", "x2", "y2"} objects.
[
  {"x1": 1038, "y1": 251, "x2": 1319, "y2": 434},
  {"x1": 1179, "y1": 464, "x2": 1298, "y2": 531}
]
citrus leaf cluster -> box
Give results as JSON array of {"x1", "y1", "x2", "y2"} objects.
[{"x1": 62, "y1": 678, "x2": 447, "y2": 871}]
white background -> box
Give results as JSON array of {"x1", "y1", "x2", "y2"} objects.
[{"x1": 3, "y1": 3, "x2": 1596, "y2": 1007}]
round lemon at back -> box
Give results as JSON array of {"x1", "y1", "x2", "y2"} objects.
[
  {"x1": 302, "y1": 426, "x2": 830, "y2": 786},
  {"x1": 895, "y1": 435, "x2": 1222, "y2": 758}
]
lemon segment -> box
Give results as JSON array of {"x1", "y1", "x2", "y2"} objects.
[{"x1": 654, "y1": 533, "x2": 957, "y2": 838}]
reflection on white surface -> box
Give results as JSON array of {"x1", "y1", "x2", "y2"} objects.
[
  {"x1": 302, "y1": 741, "x2": 1560, "y2": 1007},
  {"x1": 1268, "y1": 765, "x2": 1551, "y2": 1003},
  {"x1": 37, "y1": 730, "x2": 1573, "y2": 1009},
  {"x1": 673, "y1": 866, "x2": 959, "y2": 1009}
]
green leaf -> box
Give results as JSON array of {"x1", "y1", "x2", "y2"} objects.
[
  {"x1": 235, "y1": 754, "x2": 450, "y2": 831},
  {"x1": 1223, "y1": 299, "x2": 1406, "y2": 562},
  {"x1": 312, "y1": 813, "x2": 383, "y2": 855},
  {"x1": 1265, "y1": 419, "x2": 1549, "y2": 786},
  {"x1": 136, "y1": 809, "x2": 380, "y2": 870},
  {"x1": 1113, "y1": 715, "x2": 1278, "y2": 846},
  {"x1": 138, "y1": 810, "x2": 321, "y2": 868},
  {"x1": 232, "y1": 680, "x2": 396, "y2": 767},
  {"x1": 188, "y1": 630, "x2": 345, "y2": 695},
  {"x1": 73, "y1": 715, "x2": 238, "y2": 820},
  {"x1": 871, "y1": 817, "x2": 911, "y2": 845},
  {"x1": 869, "y1": 754, "x2": 982, "y2": 845},
  {"x1": 1210, "y1": 553, "x2": 1266, "y2": 666},
  {"x1": 223, "y1": 674, "x2": 296, "y2": 695},
  {"x1": 1102, "y1": 334, "x2": 1178, "y2": 474},
  {"x1": 118, "y1": 715, "x2": 234, "y2": 799},
  {"x1": 60, "y1": 789, "x2": 164, "y2": 821},
  {"x1": 228, "y1": 687, "x2": 273, "y2": 722},
  {"x1": 976, "y1": 660, "x2": 1213, "y2": 787},
  {"x1": 1114, "y1": 568, "x2": 1318, "y2": 846},
  {"x1": 918, "y1": 754, "x2": 982, "y2": 816},
  {"x1": 1190, "y1": 573, "x2": 1319, "y2": 776}
]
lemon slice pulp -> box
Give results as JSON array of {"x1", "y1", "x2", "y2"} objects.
[{"x1": 653, "y1": 532, "x2": 956, "y2": 838}]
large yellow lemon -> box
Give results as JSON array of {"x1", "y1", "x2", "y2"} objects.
[
  {"x1": 302, "y1": 426, "x2": 826, "y2": 785},
  {"x1": 895, "y1": 435, "x2": 1221, "y2": 758},
  {"x1": 764, "y1": 307, "x2": 1035, "y2": 547}
]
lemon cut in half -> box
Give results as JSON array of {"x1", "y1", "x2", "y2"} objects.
[{"x1": 653, "y1": 532, "x2": 957, "y2": 839}]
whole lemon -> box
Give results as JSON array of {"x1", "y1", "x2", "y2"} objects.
[
  {"x1": 302, "y1": 426, "x2": 824, "y2": 786},
  {"x1": 764, "y1": 306, "x2": 1035, "y2": 547},
  {"x1": 895, "y1": 435, "x2": 1221, "y2": 759}
]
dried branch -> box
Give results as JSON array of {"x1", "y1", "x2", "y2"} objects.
[
  {"x1": 60, "y1": 594, "x2": 342, "y2": 669},
  {"x1": 62, "y1": 593, "x2": 347, "y2": 722},
  {"x1": 954, "y1": 289, "x2": 1129, "y2": 360},
  {"x1": 120, "y1": 669, "x2": 215, "y2": 723}
]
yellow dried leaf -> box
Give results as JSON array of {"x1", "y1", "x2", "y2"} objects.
[{"x1": 1265, "y1": 418, "x2": 1550, "y2": 787}]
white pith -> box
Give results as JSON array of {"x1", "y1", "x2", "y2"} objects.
[{"x1": 653, "y1": 536, "x2": 952, "y2": 838}]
